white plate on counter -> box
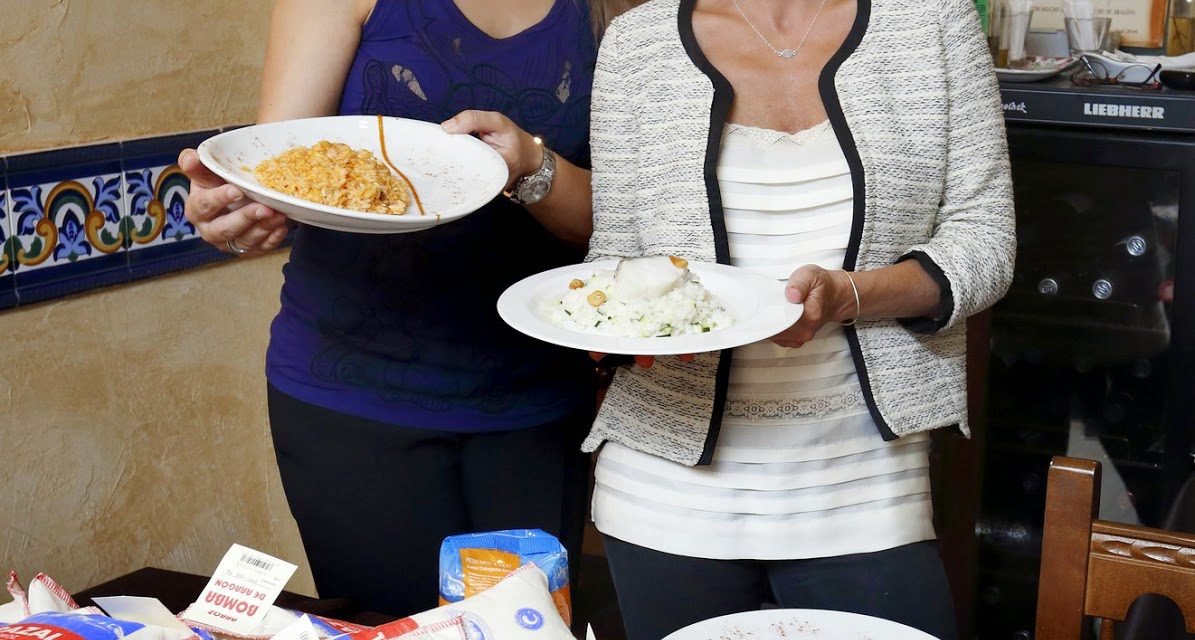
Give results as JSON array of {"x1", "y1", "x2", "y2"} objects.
[
  {"x1": 996, "y1": 57, "x2": 1076, "y2": 82},
  {"x1": 661, "y1": 609, "x2": 940, "y2": 640},
  {"x1": 497, "y1": 260, "x2": 803, "y2": 356},
  {"x1": 197, "y1": 115, "x2": 508, "y2": 234}
]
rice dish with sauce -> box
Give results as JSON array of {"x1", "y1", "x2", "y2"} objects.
[
  {"x1": 253, "y1": 140, "x2": 410, "y2": 215},
  {"x1": 540, "y1": 256, "x2": 733, "y2": 337}
]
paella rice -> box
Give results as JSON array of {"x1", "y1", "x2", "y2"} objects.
[{"x1": 253, "y1": 140, "x2": 410, "y2": 215}]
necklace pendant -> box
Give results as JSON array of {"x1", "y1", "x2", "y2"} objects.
[{"x1": 778, "y1": 49, "x2": 797, "y2": 59}]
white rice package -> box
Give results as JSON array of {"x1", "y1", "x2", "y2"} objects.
[
  {"x1": 347, "y1": 617, "x2": 467, "y2": 640},
  {"x1": 179, "y1": 605, "x2": 368, "y2": 640},
  {"x1": 406, "y1": 565, "x2": 571, "y2": 640}
]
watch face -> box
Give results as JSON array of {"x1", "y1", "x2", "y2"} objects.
[{"x1": 523, "y1": 177, "x2": 550, "y2": 202}]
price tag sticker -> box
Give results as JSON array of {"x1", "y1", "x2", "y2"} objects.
[{"x1": 186, "y1": 544, "x2": 298, "y2": 635}]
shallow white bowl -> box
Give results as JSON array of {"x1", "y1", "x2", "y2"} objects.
[
  {"x1": 996, "y1": 56, "x2": 1076, "y2": 82},
  {"x1": 498, "y1": 259, "x2": 804, "y2": 356},
  {"x1": 197, "y1": 115, "x2": 508, "y2": 234},
  {"x1": 662, "y1": 609, "x2": 940, "y2": 640}
]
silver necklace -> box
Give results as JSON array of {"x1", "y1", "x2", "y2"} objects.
[{"x1": 730, "y1": 0, "x2": 830, "y2": 59}]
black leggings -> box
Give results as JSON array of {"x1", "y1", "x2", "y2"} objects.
[
  {"x1": 267, "y1": 385, "x2": 591, "y2": 616},
  {"x1": 603, "y1": 535, "x2": 958, "y2": 640}
]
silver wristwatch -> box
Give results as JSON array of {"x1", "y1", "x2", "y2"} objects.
[{"x1": 507, "y1": 137, "x2": 556, "y2": 206}]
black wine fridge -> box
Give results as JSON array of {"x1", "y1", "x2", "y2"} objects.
[{"x1": 974, "y1": 78, "x2": 1195, "y2": 639}]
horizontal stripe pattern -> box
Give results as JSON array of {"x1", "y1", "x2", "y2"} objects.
[{"x1": 593, "y1": 125, "x2": 934, "y2": 559}]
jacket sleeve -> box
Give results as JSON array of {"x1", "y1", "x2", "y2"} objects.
[
  {"x1": 897, "y1": 0, "x2": 1016, "y2": 333},
  {"x1": 585, "y1": 18, "x2": 643, "y2": 262}
]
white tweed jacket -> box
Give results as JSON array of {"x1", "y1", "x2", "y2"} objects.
[{"x1": 583, "y1": 0, "x2": 1016, "y2": 465}]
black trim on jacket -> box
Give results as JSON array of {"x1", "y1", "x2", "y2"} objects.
[
  {"x1": 817, "y1": 0, "x2": 898, "y2": 441},
  {"x1": 677, "y1": 0, "x2": 900, "y2": 450},
  {"x1": 678, "y1": 0, "x2": 735, "y2": 465},
  {"x1": 896, "y1": 250, "x2": 956, "y2": 334}
]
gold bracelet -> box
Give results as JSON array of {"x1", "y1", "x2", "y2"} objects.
[{"x1": 840, "y1": 269, "x2": 861, "y2": 326}]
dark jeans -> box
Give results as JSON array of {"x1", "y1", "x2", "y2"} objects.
[
  {"x1": 603, "y1": 535, "x2": 958, "y2": 640},
  {"x1": 268, "y1": 385, "x2": 591, "y2": 616}
]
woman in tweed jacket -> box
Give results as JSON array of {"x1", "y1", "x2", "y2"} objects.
[{"x1": 584, "y1": 0, "x2": 1014, "y2": 637}]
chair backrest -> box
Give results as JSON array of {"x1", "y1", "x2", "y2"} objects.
[{"x1": 1035, "y1": 456, "x2": 1195, "y2": 640}]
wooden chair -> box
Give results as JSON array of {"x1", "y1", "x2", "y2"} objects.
[{"x1": 1035, "y1": 456, "x2": 1195, "y2": 640}]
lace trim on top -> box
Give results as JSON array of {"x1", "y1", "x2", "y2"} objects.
[
  {"x1": 724, "y1": 386, "x2": 867, "y2": 421},
  {"x1": 723, "y1": 120, "x2": 834, "y2": 148}
]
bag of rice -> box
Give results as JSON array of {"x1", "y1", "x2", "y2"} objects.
[
  {"x1": 438, "y1": 531, "x2": 569, "y2": 626},
  {"x1": 383, "y1": 619, "x2": 465, "y2": 640},
  {"x1": 0, "y1": 612, "x2": 193, "y2": 640},
  {"x1": 179, "y1": 606, "x2": 368, "y2": 640},
  {"x1": 0, "y1": 573, "x2": 99, "y2": 624},
  {"x1": 1, "y1": 573, "x2": 200, "y2": 640},
  {"x1": 344, "y1": 617, "x2": 465, "y2": 640},
  {"x1": 417, "y1": 564, "x2": 572, "y2": 640}
]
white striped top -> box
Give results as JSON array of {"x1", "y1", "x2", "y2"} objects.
[{"x1": 591, "y1": 122, "x2": 936, "y2": 560}]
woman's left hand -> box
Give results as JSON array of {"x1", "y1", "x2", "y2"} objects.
[
  {"x1": 442, "y1": 110, "x2": 541, "y2": 188},
  {"x1": 770, "y1": 265, "x2": 854, "y2": 349}
]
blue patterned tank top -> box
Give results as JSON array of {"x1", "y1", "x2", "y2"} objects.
[{"x1": 266, "y1": 0, "x2": 597, "y2": 431}]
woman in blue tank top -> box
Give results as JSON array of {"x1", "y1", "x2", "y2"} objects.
[{"x1": 178, "y1": 0, "x2": 634, "y2": 616}]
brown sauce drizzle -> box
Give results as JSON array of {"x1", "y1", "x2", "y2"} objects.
[{"x1": 377, "y1": 114, "x2": 425, "y2": 216}]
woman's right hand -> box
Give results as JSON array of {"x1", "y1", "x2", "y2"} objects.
[{"x1": 179, "y1": 148, "x2": 290, "y2": 256}]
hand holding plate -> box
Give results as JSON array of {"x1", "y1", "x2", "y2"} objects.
[
  {"x1": 180, "y1": 148, "x2": 289, "y2": 255},
  {"x1": 769, "y1": 265, "x2": 853, "y2": 348},
  {"x1": 442, "y1": 110, "x2": 541, "y2": 188}
]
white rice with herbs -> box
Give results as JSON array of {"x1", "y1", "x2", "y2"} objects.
[{"x1": 540, "y1": 267, "x2": 733, "y2": 338}]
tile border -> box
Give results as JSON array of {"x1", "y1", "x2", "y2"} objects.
[{"x1": 0, "y1": 128, "x2": 277, "y2": 311}]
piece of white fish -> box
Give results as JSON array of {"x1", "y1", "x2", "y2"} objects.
[{"x1": 613, "y1": 255, "x2": 690, "y2": 300}]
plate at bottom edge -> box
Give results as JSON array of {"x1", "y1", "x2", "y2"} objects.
[
  {"x1": 496, "y1": 260, "x2": 803, "y2": 356},
  {"x1": 661, "y1": 609, "x2": 940, "y2": 640},
  {"x1": 996, "y1": 57, "x2": 1076, "y2": 82}
]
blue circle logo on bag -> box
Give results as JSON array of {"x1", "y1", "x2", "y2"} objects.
[{"x1": 515, "y1": 608, "x2": 544, "y2": 630}]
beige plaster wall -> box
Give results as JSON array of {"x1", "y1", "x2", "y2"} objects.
[
  {"x1": 0, "y1": 255, "x2": 315, "y2": 595},
  {"x1": 0, "y1": 0, "x2": 267, "y2": 154},
  {"x1": 0, "y1": 0, "x2": 317, "y2": 596}
]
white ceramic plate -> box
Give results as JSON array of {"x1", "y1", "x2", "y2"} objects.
[
  {"x1": 996, "y1": 57, "x2": 1076, "y2": 82},
  {"x1": 497, "y1": 260, "x2": 803, "y2": 356},
  {"x1": 661, "y1": 609, "x2": 940, "y2": 640},
  {"x1": 196, "y1": 115, "x2": 508, "y2": 234}
]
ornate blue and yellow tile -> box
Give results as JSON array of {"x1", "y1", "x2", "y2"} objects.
[{"x1": 7, "y1": 143, "x2": 130, "y2": 305}]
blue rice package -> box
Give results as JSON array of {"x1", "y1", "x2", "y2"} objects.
[
  {"x1": 438, "y1": 530, "x2": 570, "y2": 625},
  {"x1": 0, "y1": 612, "x2": 147, "y2": 640}
]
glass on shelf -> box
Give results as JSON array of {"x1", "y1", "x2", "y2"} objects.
[
  {"x1": 1168, "y1": 0, "x2": 1195, "y2": 56},
  {"x1": 1065, "y1": 17, "x2": 1112, "y2": 55}
]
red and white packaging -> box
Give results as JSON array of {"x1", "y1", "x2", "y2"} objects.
[
  {"x1": 0, "y1": 573, "x2": 102, "y2": 624},
  {"x1": 345, "y1": 617, "x2": 466, "y2": 640},
  {"x1": 178, "y1": 544, "x2": 366, "y2": 640},
  {"x1": 180, "y1": 607, "x2": 369, "y2": 640}
]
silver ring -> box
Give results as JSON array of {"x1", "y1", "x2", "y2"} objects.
[{"x1": 226, "y1": 239, "x2": 249, "y2": 255}]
